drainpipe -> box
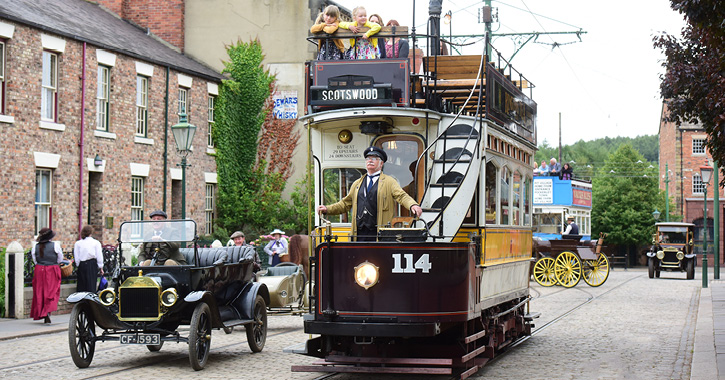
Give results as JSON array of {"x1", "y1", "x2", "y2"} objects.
[
  {"x1": 77, "y1": 42, "x2": 87, "y2": 238},
  {"x1": 163, "y1": 66, "x2": 170, "y2": 212}
]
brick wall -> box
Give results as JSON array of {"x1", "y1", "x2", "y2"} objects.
[
  {"x1": 0, "y1": 20, "x2": 218, "y2": 252},
  {"x1": 95, "y1": 0, "x2": 185, "y2": 52}
]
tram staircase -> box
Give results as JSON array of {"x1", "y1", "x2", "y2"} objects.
[{"x1": 419, "y1": 121, "x2": 482, "y2": 241}]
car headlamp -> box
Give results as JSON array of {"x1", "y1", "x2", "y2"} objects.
[
  {"x1": 160, "y1": 288, "x2": 178, "y2": 307},
  {"x1": 676, "y1": 251, "x2": 684, "y2": 260},
  {"x1": 656, "y1": 250, "x2": 664, "y2": 260},
  {"x1": 354, "y1": 261, "x2": 379, "y2": 289},
  {"x1": 99, "y1": 288, "x2": 116, "y2": 306}
]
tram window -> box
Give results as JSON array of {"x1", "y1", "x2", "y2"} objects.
[
  {"x1": 322, "y1": 168, "x2": 366, "y2": 223},
  {"x1": 375, "y1": 135, "x2": 424, "y2": 217},
  {"x1": 533, "y1": 213, "x2": 562, "y2": 234},
  {"x1": 500, "y1": 167, "x2": 511, "y2": 225},
  {"x1": 523, "y1": 178, "x2": 531, "y2": 226},
  {"x1": 512, "y1": 171, "x2": 521, "y2": 226},
  {"x1": 463, "y1": 192, "x2": 476, "y2": 224},
  {"x1": 485, "y1": 161, "x2": 497, "y2": 224}
]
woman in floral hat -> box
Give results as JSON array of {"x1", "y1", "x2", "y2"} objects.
[{"x1": 264, "y1": 229, "x2": 288, "y2": 266}]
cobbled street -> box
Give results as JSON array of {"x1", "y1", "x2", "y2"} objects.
[{"x1": 0, "y1": 268, "x2": 701, "y2": 380}]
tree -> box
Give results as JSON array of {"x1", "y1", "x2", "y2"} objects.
[
  {"x1": 592, "y1": 145, "x2": 664, "y2": 249},
  {"x1": 654, "y1": 0, "x2": 725, "y2": 182}
]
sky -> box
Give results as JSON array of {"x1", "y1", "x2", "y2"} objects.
[{"x1": 333, "y1": 0, "x2": 687, "y2": 146}]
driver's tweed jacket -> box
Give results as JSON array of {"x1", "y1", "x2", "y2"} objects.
[{"x1": 325, "y1": 173, "x2": 418, "y2": 240}]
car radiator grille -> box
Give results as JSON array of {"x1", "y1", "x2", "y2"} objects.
[{"x1": 120, "y1": 287, "x2": 159, "y2": 318}]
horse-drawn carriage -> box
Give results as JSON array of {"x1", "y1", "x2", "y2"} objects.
[{"x1": 532, "y1": 233, "x2": 609, "y2": 287}]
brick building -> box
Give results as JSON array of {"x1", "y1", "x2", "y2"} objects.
[
  {"x1": 0, "y1": 0, "x2": 224, "y2": 251},
  {"x1": 659, "y1": 102, "x2": 724, "y2": 263}
]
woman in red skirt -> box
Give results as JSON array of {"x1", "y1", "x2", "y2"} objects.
[{"x1": 30, "y1": 228, "x2": 63, "y2": 323}]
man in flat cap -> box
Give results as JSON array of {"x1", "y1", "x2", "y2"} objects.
[
  {"x1": 317, "y1": 146, "x2": 423, "y2": 241},
  {"x1": 138, "y1": 210, "x2": 187, "y2": 266}
]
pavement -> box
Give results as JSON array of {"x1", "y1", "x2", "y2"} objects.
[{"x1": 3, "y1": 280, "x2": 725, "y2": 379}]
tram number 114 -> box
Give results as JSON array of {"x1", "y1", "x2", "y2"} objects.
[{"x1": 392, "y1": 253, "x2": 431, "y2": 273}]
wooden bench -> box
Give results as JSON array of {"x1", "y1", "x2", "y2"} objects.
[{"x1": 419, "y1": 55, "x2": 487, "y2": 115}]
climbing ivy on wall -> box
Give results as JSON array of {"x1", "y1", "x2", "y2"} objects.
[
  {"x1": 213, "y1": 39, "x2": 308, "y2": 239},
  {"x1": 214, "y1": 39, "x2": 275, "y2": 237}
]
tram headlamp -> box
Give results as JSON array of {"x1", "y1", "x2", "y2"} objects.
[
  {"x1": 99, "y1": 288, "x2": 115, "y2": 306},
  {"x1": 676, "y1": 251, "x2": 684, "y2": 260},
  {"x1": 160, "y1": 288, "x2": 178, "y2": 307},
  {"x1": 656, "y1": 251, "x2": 665, "y2": 260},
  {"x1": 354, "y1": 261, "x2": 379, "y2": 290}
]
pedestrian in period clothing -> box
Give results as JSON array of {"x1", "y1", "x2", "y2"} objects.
[
  {"x1": 264, "y1": 229, "x2": 288, "y2": 267},
  {"x1": 74, "y1": 225, "x2": 104, "y2": 293},
  {"x1": 30, "y1": 228, "x2": 63, "y2": 323},
  {"x1": 232, "y1": 230, "x2": 261, "y2": 271},
  {"x1": 562, "y1": 215, "x2": 579, "y2": 235}
]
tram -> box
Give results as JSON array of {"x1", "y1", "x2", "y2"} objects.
[
  {"x1": 532, "y1": 176, "x2": 593, "y2": 240},
  {"x1": 293, "y1": 3, "x2": 538, "y2": 378}
]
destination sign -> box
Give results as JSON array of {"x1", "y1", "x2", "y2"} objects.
[{"x1": 309, "y1": 85, "x2": 393, "y2": 106}]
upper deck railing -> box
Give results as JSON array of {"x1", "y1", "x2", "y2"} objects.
[{"x1": 306, "y1": 27, "x2": 537, "y2": 143}]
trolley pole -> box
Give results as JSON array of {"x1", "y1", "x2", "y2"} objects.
[
  {"x1": 664, "y1": 163, "x2": 671, "y2": 222},
  {"x1": 714, "y1": 161, "x2": 720, "y2": 279},
  {"x1": 703, "y1": 184, "x2": 709, "y2": 288}
]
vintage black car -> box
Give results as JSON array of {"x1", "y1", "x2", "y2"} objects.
[
  {"x1": 647, "y1": 222, "x2": 696, "y2": 279},
  {"x1": 67, "y1": 220, "x2": 269, "y2": 370}
]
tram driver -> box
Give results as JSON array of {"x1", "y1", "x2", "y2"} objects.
[{"x1": 317, "y1": 146, "x2": 423, "y2": 241}]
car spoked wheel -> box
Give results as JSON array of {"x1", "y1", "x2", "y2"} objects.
[
  {"x1": 246, "y1": 295, "x2": 267, "y2": 352},
  {"x1": 189, "y1": 302, "x2": 212, "y2": 370},
  {"x1": 686, "y1": 259, "x2": 695, "y2": 280},
  {"x1": 68, "y1": 304, "x2": 96, "y2": 368}
]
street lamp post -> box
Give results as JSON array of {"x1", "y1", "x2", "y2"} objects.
[
  {"x1": 652, "y1": 209, "x2": 660, "y2": 222},
  {"x1": 171, "y1": 112, "x2": 197, "y2": 220},
  {"x1": 701, "y1": 165, "x2": 714, "y2": 288}
]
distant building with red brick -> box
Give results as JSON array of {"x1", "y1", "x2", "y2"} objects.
[
  {"x1": 0, "y1": 0, "x2": 223, "y2": 250},
  {"x1": 659, "y1": 102, "x2": 724, "y2": 263}
]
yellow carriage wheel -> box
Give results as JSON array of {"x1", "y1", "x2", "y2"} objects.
[
  {"x1": 554, "y1": 251, "x2": 581, "y2": 288},
  {"x1": 533, "y1": 257, "x2": 558, "y2": 287},
  {"x1": 582, "y1": 253, "x2": 610, "y2": 287}
]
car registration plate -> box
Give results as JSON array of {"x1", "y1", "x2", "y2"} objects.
[{"x1": 120, "y1": 333, "x2": 160, "y2": 345}]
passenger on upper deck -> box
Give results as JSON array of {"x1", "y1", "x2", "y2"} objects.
[
  {"x1": 560, "y1": 163, "x2": 573, "y2": 180},
  {"x1": 548, "y1": 158, "x2": 561, "y2": 177},
  {"x1": 317, "y1": 146, "x2": 423, "y2": 241},
  {"x1": 339, "y1": 6, "x2": 381, "y2": 59},
  {"x1": 534, "y1": 160, "x2": 549, "y2": 175},
  {"x1": 310, "y1": 5, "x2": 346, "y2": 61},
  {"x1": 382, "y1": 19, "x2": 409, "y2": 58}
]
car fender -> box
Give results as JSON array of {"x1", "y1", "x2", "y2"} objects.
[
  {"x1": 646, "y1": 251, "x2": 656, "y2": 258},
  {"x1": 685, "y1": 253, "x2": 696, "y2": 259},
  {"x1": 236, "y1": 282, "x2": 270, "y2": 320},
  {"x1": 67, "y1": 291, "x2": 98, "y2": 304}
]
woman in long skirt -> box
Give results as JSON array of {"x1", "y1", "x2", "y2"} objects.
[
  {"x1": 74, "y1": 225, "x2": 104, "y2": 293},
  {"x1": 30, "y1": 228, "x2": 63, "y2": 323}
]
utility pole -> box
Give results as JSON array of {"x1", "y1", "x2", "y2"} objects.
[
  {"x1": 558, "y1": 112, "x2": 562, "y2": 164},
  {"x1": 714, "y1": 160, "x2": 720, "y2": 279}
]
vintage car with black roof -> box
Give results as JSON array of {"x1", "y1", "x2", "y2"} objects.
[
  {"x1": 647, "y1": 222, "x2": 696, "y2": 279},
  {"x1": 66, "y1": 219, "x2": 269, "y2": 370}
]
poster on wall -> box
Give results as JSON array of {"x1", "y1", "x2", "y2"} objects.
[{"x1": 273, "y1": 91, "x2": 298, "y2": 119}]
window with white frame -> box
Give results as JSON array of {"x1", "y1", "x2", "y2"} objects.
[
  {"x1": 35, "y1": 169, "x2": 52, "y2": 235},
  {"x1": 207, "y1": 95, "x2": 215, "y2": 148},
  {"x1": 136, "y1": 75, "x2": 148, "y2": 136},
  {"x1": 178, "y1": 87, "x2": 188, "y2": 121},
  {"x1": 41, "y1": 51, "x2": 58, "y2": 121},
  {"x1": 693, "y1": 173, "x2": 705, "y2": 194},
  {"x1": 205, "y1": 183, "x2": 215, "y2": 234},
  {"x1": 96, "y1": 65, "x2": 110, "y2": 131},
  {"x1": 131, "y1": 176, "x2": 144, "y2": 221},
  {"x1": 0, "y1": 40, "x2": 5, "y2": 114},
  {"x1": 693, "y1": 138, "x2": 706, "y2": 155}
]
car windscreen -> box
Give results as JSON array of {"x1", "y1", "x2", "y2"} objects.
[{"x1": 119, "y1": 220, "x2": 196, "y2": 243}]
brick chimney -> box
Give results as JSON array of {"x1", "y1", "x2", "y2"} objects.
[{"x1": 94, "y1": 0, "x2": 185, "y2": 52}]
